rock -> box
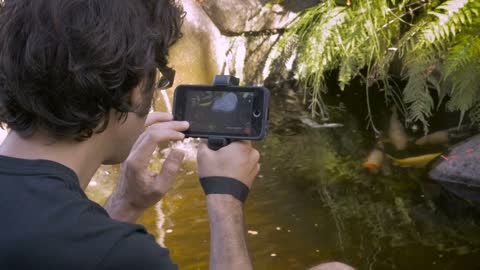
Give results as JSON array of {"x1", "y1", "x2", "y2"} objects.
[
  {"x1": 220, "y1": 32, "x2": 298, "y2": 85},
  {"x1": 172, "y1": 0, "x2": 222, "y2": 84},
  {"x1": 428, "y1": 134, "x2": 480, "y2": 203},
  {"x1": 243, "y1": 34, "x2": 280, "y2": 84},
  {"x1": 176, "y1": 0, "x2": 309, "y2": 87},
  {"x1": 197, "y1": 0, "x2": 308, "y2": 35}
]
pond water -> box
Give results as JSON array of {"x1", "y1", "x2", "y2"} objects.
[
  {"x1": 86, "y1": 104, "x2": 480, "y2": 270},
  {"x1": 85, "y1": 2, "x2": 480, "y2": 268}
]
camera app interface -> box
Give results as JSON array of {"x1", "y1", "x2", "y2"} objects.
[{"x1": 185, "y1": 91, "x2": 255, "y2": 136}]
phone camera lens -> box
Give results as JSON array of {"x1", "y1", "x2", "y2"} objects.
[{"x1": 253, "y1": 110, "x2": 261, "y2": 118}]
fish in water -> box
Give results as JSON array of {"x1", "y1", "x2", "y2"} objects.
[
  {"x1": 362, "y1": 142, "x2": 385, "y2": 173},
  {"x1": 415, "y1": 130, "x2": 449, "y2": 145},
  {"x1": 416, "y1": 125, "x2": 478, "y2": 146},
  {"x1": 317, "y1": 123, "x2": 345, "y2": 128},
  {"x1": 388, "y1": 153, "x2": 442, "y2": 168},
  {"x1": 300, "y1": 117, "x2": 344, "y2": 129},
  {"x1": 388, "y1": 108, "x2": 408, "y2": 151}
]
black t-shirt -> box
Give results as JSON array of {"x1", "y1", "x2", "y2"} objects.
[{"x1": 0, "y1": 155, "x2": 178, "y2": 270}]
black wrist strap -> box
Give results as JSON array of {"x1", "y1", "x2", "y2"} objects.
[{"x1": 200, "y1": 176, "x2": 250, "y2": 203}]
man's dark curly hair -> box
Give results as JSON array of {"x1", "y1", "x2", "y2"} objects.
[{"x1": 0, "y1": 0, "x2": 184, "y2": 140}]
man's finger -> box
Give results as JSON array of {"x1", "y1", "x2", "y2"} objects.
[
  {"x1": 229, "y1": 140, "x2": 252, "y2": 146},
  {"x1": 218, "y1": 140, "x2": 252, "y2": 154},
  {"x1": 250, "y1": 149, "x2": 260, "y2": 163},
  {"x1": 230, "y1": 140, "x2": 252, "y2": 148},
  {"x1": 197, "y1": 141, "x2": 214, "y2": 161},
  {"x1": 198, "y1": 141, "x2": 211, "y2": 152},
  {"x1": 145, "y1": 112, "x2": 173, "y2": 127},
  {"x1": 127, "y1": 121, "x2": 188, "y2": 168},
  {"x1": 148, "y1": 121, "x2": 189, "y2": 133},
  {"x1": 127, "y1": 130, "x2": 185, "y2": 168},
  {"x1": 255, "y1": 164, "x2": 261, "y2": 175},
  {"x1": 240, "y1": 140, "x2": 252, "y2": 146},
  {"x1": 156, "y1": 149, "x2": 185, "y2": 190}
]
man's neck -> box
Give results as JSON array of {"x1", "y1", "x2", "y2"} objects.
[{"x1": 0, "y1": 131, "x2": 107, "y2": 190}]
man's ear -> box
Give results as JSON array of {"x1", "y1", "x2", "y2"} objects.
[
  {"x1": 129, "y1": 84, "x2": 144, "y2": 109},
  {"x1": 129, "y1": 79, "x2": 155, "y2": 117}
]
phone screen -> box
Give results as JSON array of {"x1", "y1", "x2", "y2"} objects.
[
  {"x1": 185, "y1": 91, "x2": 255, "y2": 136},
  {"x1": 173, "y1": 85, "x2": 269, "y2": 139}
]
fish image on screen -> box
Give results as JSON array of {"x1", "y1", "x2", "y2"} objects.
[{"x1": 184, "y1": 91, "x2": 255, "y2": 136}]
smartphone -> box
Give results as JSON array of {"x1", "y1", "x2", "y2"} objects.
[{"x1": 173, "y1": 84, "x2": 270, "y2": 140}]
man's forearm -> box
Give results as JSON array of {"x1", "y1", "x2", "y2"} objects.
[{"x1": 207, "y1": 195, "x2": 253, "y2": 270}]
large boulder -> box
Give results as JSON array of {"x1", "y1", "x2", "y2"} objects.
[
  {"x1": 179, "y1": 0, "x2": 314, "y2": 87},
  {"x1": 196, "y1": 0, "x2": 319, "y2": 35},
  {"x1": 429, "y1": 134, "x2": 480, "y2": 203}
]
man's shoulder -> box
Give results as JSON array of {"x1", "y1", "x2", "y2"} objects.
[
  {"x1": 94, "y1": 223, "x2": 178, "y2": 270},
  {"x1": 0, "y1": 180, "x2": 175, "y2": 270},
  {"x1": 67, "y1": 201, "x2": 178, "y2": 270},
  {"x1": 74, "y1": 202, "x2": 178, "y2": 270},
  {"x1": 0, "y1": 160, "x2": 177, "y2": 270}
]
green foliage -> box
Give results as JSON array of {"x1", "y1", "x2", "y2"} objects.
[
  {"x1": 279, "y1": 0, "x2": 480, "y2": 132},
  {"x1": 444, "y1": 33, "x2": 480, "y2": 124},
  {"x1": 400, "y1": 0, "x2": 480, "y2": 129}
]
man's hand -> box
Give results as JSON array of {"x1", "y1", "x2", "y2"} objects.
[
  {"x1": 104, "y1": 112, "x2": 189, "y2": 223},
  {"x1": 197, "y1": 141, "x2": 260, "y2": 270},
  {"x1": 197, "y1": 141, "x2": 260, "y2": 188}
]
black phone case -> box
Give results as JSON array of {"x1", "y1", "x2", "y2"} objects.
[{"x1": 172, "y1": 84, "x2": 270, "y2": 140}]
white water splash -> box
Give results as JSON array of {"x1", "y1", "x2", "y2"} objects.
[{"x1": 155, "y1": 200, "x2": 167, "y2": 247}]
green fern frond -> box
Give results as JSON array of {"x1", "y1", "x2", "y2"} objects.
[
  {"x1": 338, "y1": 55, "x2": 365, "y2": 90},
  {"x1": 442, "y1": 25, "x2": 480, "y2": 126},
  {"x1": 444, "y1": 34, "x2": 480, "y2": 78},
  {"x1": 399, "y1": 0, "x2": 480, "y2": 131},
  {"x1": 445, "y1": 63, "x2": 480, "y2": 122},
  {"x1": 402, "y1": 51, "x2": 437, "y2": 132},
  {"x1": 406, "y1": 86, "x2": 434, "y2": 133},
  {"x1": 401, "y1": 0, "x2": 479, "y2": 53},
  {"x1": 274, "y1": 0, "x2": 480, "y2": 132},
  {"x1": 424, "y1": 0, "x2": 475, "y2": 42}
]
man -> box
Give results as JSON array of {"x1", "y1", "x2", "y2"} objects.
[{"x1": 0, "y1": 0, "x2": 353, "y2": 269}]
